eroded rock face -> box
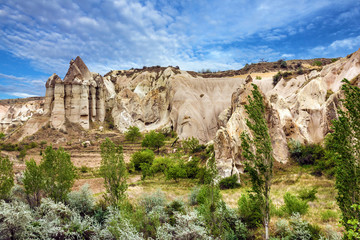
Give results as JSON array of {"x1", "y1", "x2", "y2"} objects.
[
  {"x1": 106, "y1": 67, "x2": 244, "y2": 142},
  {"x1": 214, "y1": 80, "x2": 288, "y2": 179},
  {"x1": 0, "y1": 99, "x2": 44, "y2": 133},
  {"x1": 44, "y1": 56, "x2": 105, "y2": 130},
  {"x1": 214, "y1": 48, "x2": 360, "y2": 179}
]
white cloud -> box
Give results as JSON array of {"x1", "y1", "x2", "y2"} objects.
[
  {"x1": 0, "y1": 0, "x2": 359, "y2": 79},
  {"x1": 310, "y1": 35, "x2": 360, "y2": 57},
  {"x1": 10, "y1": 92, "x2": 37, "y2": 98}
]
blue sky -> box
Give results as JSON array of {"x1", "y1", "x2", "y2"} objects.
[{"x1": 0, "y1": 0, "x2": 360, "y2": 99}]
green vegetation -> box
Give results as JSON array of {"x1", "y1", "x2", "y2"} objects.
[
  {"x1": 0, "y1": 156, "x2": 14, "y2": 200},
  {"x1": 100, "y1": 138, "x2": 127, "y2": 205},
  {"x1": 283, "y1": 192, "x2": 309, "y2": 215},
  {"x1": 327, "y1": 79, "x2": 360, "y2": 231},
  {"x1": 125, "y1": 126, "x2": 142, "y2": 142},
  {"x1": 219, "y1": 174, "x2": 240, "y2": 189},
  {"x1": 273, "y1": 71, "x2": 282, "y2": 86},
  {"x1": 240, "y1": 83, "x2": 274, "y2": 239},
  {"x1": 256, "y1": 75, "x2": 262, "y2": 80},
  {"x1": 41, "y1": 146, "x2": 76, "y2": 203},
  {"x1": 142, "y1": 130, "x2": 165, "y2": 153},
  {"x1": 0, "y1": 132, "x2": 5, "y2": 139},
  {"x1": 23, "y1": 159, "x2": 44, "y2": 207},
  {"x1": 130, "y1": 149, "x2": 155, "y2": 171},
  {"x1": 313, "y1": 60, "x2": 323, "y2": 66}
]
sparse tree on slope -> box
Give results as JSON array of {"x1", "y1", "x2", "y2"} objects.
[
  {"x1": 240, "y1": 84, "x2": 274, "y2": 240},
  {"x1": 125, "y1": 126, "x2": 142, "y2": 142},
  {"x1": 326, "y1": 79, "x2": 360, "y2": 232},
  {"x1": 23, "y1": 159, "x2": 44, "y2": 208},
  {"x1": 41, "y1": 146, "x2": 76, "y2": 203},
  {"x1": 0, "y1": 156, "x2": 14, "y2": 200},
  {"x1": 100, "y1": 138, "x2": 127, "y2": 205}
]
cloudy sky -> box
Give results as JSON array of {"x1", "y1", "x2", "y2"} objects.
[{"x1": 0, "y1": 0, "x2": 360, "y2": 99}]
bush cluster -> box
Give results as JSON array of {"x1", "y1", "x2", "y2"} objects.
[{"x1": 288, "y1": 139, "x2": 335, "y2": 176}]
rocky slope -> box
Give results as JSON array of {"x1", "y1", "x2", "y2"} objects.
[
  {"x1": 1, "y1": 49, "x2": 360, "y2": 179},
  {"x1": 215, "y1": 49, "x2": 360, "y2": 178}
]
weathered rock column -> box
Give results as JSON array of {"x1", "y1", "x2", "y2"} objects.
[
  {"x1": 70, "y1": 83, "x2": 82, "y2": 124},
  {"x1": 50, "y1": 80, "x2": 65, "y2": 129},
  {"x1": 96, "y1": 86, "x2": 105, "y2": 122},
  {"x1": 64, "y1": 85, "x2": 72, "y2": 119},
  {"x1": 44, "y1": 74, "x2": 60, "y2": 116},
  {"x1": 89, "y1": 83, "x2": 97, "y2": 122},
  {"x1": 79, "y1": 84, "x2": 90, "y2": 129}
]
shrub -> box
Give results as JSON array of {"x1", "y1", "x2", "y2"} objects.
[
  {"x1": 182, "y1": 137, "x2": 200, "y2": 153},
  {"x1": 142, "y1": 131, "x2": 165, "y2": 153},
  {"x1": 219, "y1": 175, "x2": 240, "y2": 189},
  {"x1": 130, "y1": 149, "x2": 155, "y2": 171},
  {"x1": 320, "y1": 210, "x2": 338, "y2": 222},
  {"x1": 156, "y1": 211, "x2": 210, "y2": 240},
  {"x1": 255, "y1": 76, "x2": 262, "y2": 80},
  {"x1": 0, "y1": 200, "x2": 33, "y2": 239},
  {"x1": 125, "y1": 126, "x2": 142, "y2": 142},
  {"x1": 298, "y1": 187, "x2": 317, "y2": 202},
  {"x1": 39, "y1": 140, "x2": 47, "y2": 148},
  {"x1": 313, "y1": 60, "x2": 322, "y2": 66},
  {"x1": 297, "y1": 67, "x2": 304, "y2": 75},
  {"x1": 237, "y1": 193, "x2": 262, "y2": 228},
  {"x1": 273, "y1": 72, "x2": 282, "y2": 86},
  {"x1": 279, "y1": 60, "x2": 287, "y2": 68},
  {"x1": 166, "y1": 161, "x2": 187, "y2": 182},
  {"x1": 184, "y1": 158, "x2": 201, "y2": 179},
  {"x1": 274, "y1": 219, "x2": 290, "y2": 238},
  {"x1": 196, "y1": 185, "x2": 222, "y2": 206},
  {"x1": 100, "y1": 207, "x2": 143, "y2": 240},
  {"x1": 0, "y1": 156, "x2": 14, "y2": 200},
  {"x1": 283, "y1": 192, "x2": 309, "y2": 215},
  {"x1": 289, "y1": 213, "x2": 312, "y2": 240},
  {"x1": 288, "y1": 140, "x2": 325, "y2": 165},
  {"x1": 189, "y1": 187, "x2": 201, "y2": 206},
  {"x1": 150, "y1": 157, "x2": 173, "y2": 175},
  {"x1": 196, "y1": 167, "x2": 212, "y2": 184},
  {"x1": 0, "y1": 132, "x2": 5, "y2": 139},
  {"x1": 138, "y1": 190, "x2": 166, "y2": 213},
  {"x1": 67, "y1": 184, "x2": 94, "y2": 216},
  {"x1": 18, "y1": 149, "x2": 27, "y2": 160}
]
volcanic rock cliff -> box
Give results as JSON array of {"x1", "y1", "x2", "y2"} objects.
[{"x1": 1, "y1": 49, "x2": 360, "y2": 179}]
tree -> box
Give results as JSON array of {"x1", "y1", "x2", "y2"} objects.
[
  {"x1": 23, "y1": 159, "x2": 44, "y2": 208},
  {"x1": 142, "y1": 131, "x2": 165, "y2": 153},
  {"x1": 240, "y1": 84, "x2": 274, "y2": 240},
  {"x1": 326, "y1": 79, "x2": 360, "y2": 232},
  {"x1": 100, "y1": 138, "x2": 127, "y2": 205},
  {"x1": 41, "y1": 146, "x2": 76, "y2": 203},
  {"x1": 125, "y1": 126, "x2": 142, "y2": 142},
  {"x1": 0, "y1": 156, "x2": 14, "y2": 200}
]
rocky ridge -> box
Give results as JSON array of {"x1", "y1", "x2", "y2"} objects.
[{"x1": 1, "y1": 49, "x2": 360, "y2": 179}]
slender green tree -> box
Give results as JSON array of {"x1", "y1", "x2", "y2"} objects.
[
  {"x1": 23, "y1": 159, "x2": 44, "y2": 207},
  {"x1": 100, "y1": 138, "x2": 127, "y2": 205},
  {"x1": 326, "y1": 79, "x2": 360, "y2": 232},
  {"x1": 125, "y1": 126, "x2": 142, "y2": 142},
  {"x1": 240, "y1": 84, "x2": 274, "y2": 240},
  {"x1": 0, "y1": 156, "x2": 14, "y2": 200},
  {"x1": 41, "y1": 146, "x2": 76, "y2": 202}
]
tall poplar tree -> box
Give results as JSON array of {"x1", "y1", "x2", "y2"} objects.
[
  {"x1": 100, "y1": 138, "x2": 128, "y2": 205},
  {"x1": 327, "y1": 79, "x2": 360, "y2": 232},
  {"x1": 240, "y1": 84, "x2": 274, "y2": 240}
]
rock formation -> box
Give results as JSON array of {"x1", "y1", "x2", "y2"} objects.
[
  {"x1": 44, "y1": 56, "x2": 105, "y2": 130},
  {"x1": 2, "y1": 48, "x2": 360, "y2": 181},
  {"x1": 214, "y1": 48, "x2": 360, "y2": 178}
]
